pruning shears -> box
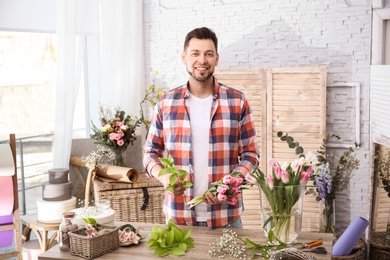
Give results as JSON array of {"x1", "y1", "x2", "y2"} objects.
[{"x1": 299, "y1": 239, "x2": 323, "y2": 249}]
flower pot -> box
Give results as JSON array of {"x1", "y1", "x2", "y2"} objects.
[{"x1": 259, "y1": 183, "x2": 305, "y2": 245}]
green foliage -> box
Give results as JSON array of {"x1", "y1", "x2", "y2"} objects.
[
  {"x1": 159, "y1": 155, "x2": 193, "y2": 191},
  {"x1": 83, "y1": 217, "x2": 101, "y2": 231},
  {"x1": 146, "y1": 219, "x2": 194, "y2": 257},
  {"x1": 376, "y1": 151, "x2": 390, "y2": 198},
  {"x1": 277, "y1": 131, "x2": 304, "y2": 155},
  {"x1": 245, "y1": 237, "x2": 287, "y2": 259}
]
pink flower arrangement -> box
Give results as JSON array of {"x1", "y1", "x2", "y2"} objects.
[
  {"x1": 118, "y1": 224, "x2": 143, "y2": 246},
  {"x1": 90, "y1": 105, "x2": 142, "y2": 152},
  {"x1": 187, "y1": 172, "x2": 248, "y2": 209},
  {"x1": 85, "y1": 224, "x2": 98, "y2": 237}
]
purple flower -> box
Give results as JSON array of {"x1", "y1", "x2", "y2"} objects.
[{"x1": 315, "y1": 163, "x2": 332, "y2": 204}]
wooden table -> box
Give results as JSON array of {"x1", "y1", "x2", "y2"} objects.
[
  {"x1": 21, "y1": 214, "x2": 59, "y2": 252},
  {"x1": 39, "y1": 222, "x2": 333, "y2": 259}
]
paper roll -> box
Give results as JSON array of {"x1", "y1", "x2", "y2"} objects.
[
  {"x1": 332, "y1": 216, "x2": 369, "y2": 256},
  {"x1": 0, "y1": 214, "x2": 14, "y2": 247},
  {"x1": 0, "y1": 176, "x2": 14, "y2": 216},
  {"x1": 0, "y1": 143, "x2": 15, "y2": 176},
  {"x1": 95, "y1": 164, "x2": 140, "y2": 183}
]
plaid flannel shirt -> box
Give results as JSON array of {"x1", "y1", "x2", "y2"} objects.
[{"x1": 143, "y1": 78, "x2": 259, "y2": 229}]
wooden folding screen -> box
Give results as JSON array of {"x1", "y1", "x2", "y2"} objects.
[{"x1": 215, "y1": 67, "x2": 326, "y2": 232}]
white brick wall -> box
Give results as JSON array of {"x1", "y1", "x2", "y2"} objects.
[{"x1": 144, "y1": 0, "x2": 372, "y2": 231}]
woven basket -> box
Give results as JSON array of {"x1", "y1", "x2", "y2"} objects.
[
  {"x1": 270, "y1": 249, "x2": 316, "y2": 260},
  {"x1": 69, "y1": 225, "x2": 120, "y2": 260},
  {"x1": 93, "y1": 173, "x2": 166, "y2": 224},
  {"x1": 369, "y1": 231, "x2": 390, "y2": 260},
  {"x1": 331, "y1": 232, "x2": 366, "y2": 260}
]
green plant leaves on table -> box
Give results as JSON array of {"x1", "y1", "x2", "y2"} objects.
[{"x1": 146, "y1": 219, "x2": 194, "y2": 257}]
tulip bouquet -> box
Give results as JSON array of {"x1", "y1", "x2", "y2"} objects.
[
  {"x1": 248, "y1": 133, "x2": 320, "y2": 244},
  {"x1": 187, "y1": 172, "x2": 249, "y2": 209}
]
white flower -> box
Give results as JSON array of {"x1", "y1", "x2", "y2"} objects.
[
  {"x1": 101, "y1": 124, "x2": 112, "y2": 132},
  {"x1": 280, "y1": 161, "x2": 289, "y2": 171},
  {"x1": 305, "y1": 151, "x2": 319, "y2": 165},
  {"x1": 120, "y1": 125, "x2": 129, "y2": 131}
]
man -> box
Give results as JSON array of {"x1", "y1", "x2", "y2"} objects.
[{"x1": 143, "y1": 27, "x2": 259, "y2": 229}]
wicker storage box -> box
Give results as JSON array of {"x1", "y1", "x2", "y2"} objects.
[
  {"x1": 93, "y1": 173, "x2": 166, "y2": 224},
  {"x1": 331, "y1": 232, "x2": 366, "y2": 260},
  {"x1": 369, "y1": 231, "x2": 390, "y2": 260},
  {"x1": 69, "y1": 225, "x2": 120, "y2": 259}
]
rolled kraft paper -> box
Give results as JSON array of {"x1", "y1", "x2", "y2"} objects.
[
  {"x1": 95, "y1": 164, "x2": 140, "y2": 183},
  {"x1": 0, "y1": 176, "x2": 14, "y2": 215},
  {"x1": 332, "y1": 216, "x2": 370, "y2": 256},
  {"x1": 0, "y1": 143, "x2": 15, "y2": 176},
  {"x1": 0, "y1": 213, "x2": 14, "y2": 247}
]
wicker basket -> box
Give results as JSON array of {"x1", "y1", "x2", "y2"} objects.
[
  {"x1": 93, "y1": 173, "x2": 166, "y2": 224},
  {"x1": 69, "y1": 225, "x2": 120, "y2": 259},
  {"x1": 331, "y1": 232, "x2": 366, "y2": 260},
  {"x1": 369, "y1": 231, "x2": 390, "y2": 260}
]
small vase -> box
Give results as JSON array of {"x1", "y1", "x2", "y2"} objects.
[
  {"x1": 321, "y1": 198, "x2": 336, "y2": 233},
  {"x1": 259, "y1": 183, "x2": 305, "y2": 245},
  {"x1": 112, "y1": 149, "x2": 126, "y2": 167}
]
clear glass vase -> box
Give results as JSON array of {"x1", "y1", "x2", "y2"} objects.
[
  {"x1": 259, "y1": 184, "x2": 305, "y2": 245},
  {"x1": 386, "y1": 207, "x2": 390, "y2": 240},
  {"x1": 321, "y1": 198, "x2": 336, "y2": 233},
  {"x1": 112, "y1": 149, "x2": 126, "y2": 167}
]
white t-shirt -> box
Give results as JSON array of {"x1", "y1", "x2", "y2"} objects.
[{"x1": 188, "y1": 93, "x2": 213, "y2": 222}]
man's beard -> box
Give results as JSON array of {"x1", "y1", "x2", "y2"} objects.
[{"x1": 186, "y1": 68, "x2": 214, "y2": 83}]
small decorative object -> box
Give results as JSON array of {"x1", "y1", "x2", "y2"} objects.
[
  {"x1": 248, "y1": 132, "x2": 319, "y2": 245},
  {"x1": 95, "y1": 199, "x2": 110, "y2": 214},
  {"x1": 146, "y1": 219, "x2": 194, "y2": 256},
  {"x1": 376, "y1": 150, "x2": 390, "y2": 239},
  {"x1": 269, "y1": 249, "x2": 316, "y2": 260},
  {"x1": 187, "y1": 171, "x2": 249, "y2": 209},
  {"x1": 59, "y1": 211, "x2": 79, "y2": 252},
  {"x1": 68, "y1": 217, "x2": 120, "y2": 259},
  {"x1": 118, "y1": 224, "x2": 142, "y2": 246},
  {"x1": 90, "y1": 104, "x2": 142, "y2": 167}
]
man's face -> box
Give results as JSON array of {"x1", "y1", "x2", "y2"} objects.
[{"x1": 181, "y1": 38, "x2": 219, "y2": 83}]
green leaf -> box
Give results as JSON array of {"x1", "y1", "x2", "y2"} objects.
[
  {"x1": 83, "y1": 218, "x2": 97, "y2": 225},
  {"x1": 178, "y1": 242, "x2": 188, "y2": 252},
  {"x1": 155, "y1": 248, "x2": 170, "y2": 256},
  {"x1": 159, "y1": 158, "x2": 172, "y2": 167},
  {"x1": 169, "y1": 247, "x2": 186, "y2": 256},
  {"x1": 180, "y1": 229, "x2": 191, "y2": 241},
  {"x1": 169, "y1": 174, "x2": 177, "y2": 186},
  {"x1": 174, "y1": 227, "x2": 183, "y2": 241},
  {"x1": 183, "y1": 181, "x2": 193, "y2": 188},
  {"x1": 165, "y1": 229, "x2": 174, "y2": 246},
  {"x1": 158, "y1": 167, "x2": 171, "y2": 176},
  {"x1": 166, "y1": 185, "x2": 175, "y2": 191}
]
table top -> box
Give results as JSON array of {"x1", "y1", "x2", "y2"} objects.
[
  {"x1": 21, "y1": 214, "x2": 60, "y2": 231},
  {"x1": 38, "y1": 222, "x2": 333, "y2": 260}
]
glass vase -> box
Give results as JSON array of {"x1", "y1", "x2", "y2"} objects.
[
  {"x1": 386, "y1": 207, "x2": 390, "y2": 240},
  {"x1": 321, "y1": 198, "x2": 336, "y2": 233},
  {"x1": 112, "y1": 149, "x2": 126, "y2": 167},
  {"x1": 259, "y1": 183, "x2": 305, "y2": 245}
]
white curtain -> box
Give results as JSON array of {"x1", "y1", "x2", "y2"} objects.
[{"x1": 53, "y1": 0, "x2": 144, "y2": 167}]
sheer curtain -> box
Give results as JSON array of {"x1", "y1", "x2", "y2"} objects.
[{"x1": 53, "y1": 0, "x2": 144, "y2": 167}]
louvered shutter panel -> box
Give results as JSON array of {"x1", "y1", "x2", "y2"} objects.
[{"x1": 214, "y1": 68, "x2": 266, "y2": 229}]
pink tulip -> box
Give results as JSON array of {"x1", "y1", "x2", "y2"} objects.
[
  {"x1": 300, "y1": 172, "x2": 310, "y2": 184},
  {"x1": 269, "y1": 158, "x2": 278, "y2": 166},
  {"x1": 245, "y1": 174, "x2": 257, "y2": 184},
  {"x1": 232, "y1": 186, "x2": 240, "y2": 194},
  {"x1": 267, "y1": 176, "x2": 274, "y2": 190},
  {"x1": 306, "y1": 166, "x2": 314, "y2": 175},
  {"x1": 217, "y1": 192, "x2": 227, "y2": 202},
  {"x1": 274, "y1": 165, "x2": 281, "y2": 180},
  {"x1": 217, "y1": 184, "x2": 229, "y2": 194},
  {"x1": 231, "y1": 178, "x2": 243, "y2": 187},
  {"x1": 281, "y1": 170, "x2": 289, "y2": 184},
  {"x1": 223, "y1": 175, "x2": 232, "y2": 184},
  {"x1": 227, "y1": 197, "x2": 238, "y2": 205}
]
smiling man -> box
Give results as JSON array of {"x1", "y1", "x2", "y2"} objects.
[{"x1": 143, "y1": 27, "x2": 259, "y2": 229}]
